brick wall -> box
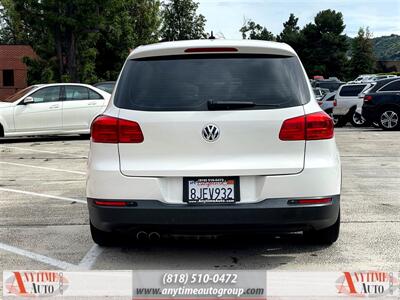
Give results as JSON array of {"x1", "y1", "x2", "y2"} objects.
[{"x1": 0, "y1": 45, "x2": 36, "y2": 100}]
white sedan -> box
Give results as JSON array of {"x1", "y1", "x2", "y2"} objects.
[{"x1": 0, "y1": 83, "x2": 110, "y2": 137}]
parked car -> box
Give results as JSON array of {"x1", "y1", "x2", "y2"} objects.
[
  {"x1": 87, "y1": 39, "x2": 341, "y2": 246},
  {"x1": 313, "y1": 87, "x2": 329, "y2": 100},
  {"x1": 313, "y1": 79, "x2": 345, "y2": 92},
  {"x1": 333, "y1": 83, "x2": 372, "y2": 127},
  {"x1": 318, "y1": 91, "x2": 336, "y2": 119},
  {"x1": 362, "y1": 78, "x2": 400, "y2": 130},
  {"x1": 93, "y1": 81, "x2": 116, "y2": 94},
  {"x1": 0, "y1": 83, "x2": 110, "y2": 137}
]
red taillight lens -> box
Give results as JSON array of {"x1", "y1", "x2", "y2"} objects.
[
  {"x1": 279, "y1": 115, "x2": 306, "y2": 140},
  {"x1": 184, "y1": 47, "x2": 238, "y2": 53},
  {"x1": 364, "y1": 95, "x2": 373, "y2": 103},
  {"x1": 91, "y1": 115, "x2": 144, "y2": 143},
  {"x1": 333, "y1": 99, "x2": 337, "y2": 107},
  {"x1": 306, "y1": 111, "x2": 334, "y2": 140},
  {"x1": 288, "y1": 198, "x2": 332, "y2": 205},
  {"x1": 279, "y1": 112, "x2": 334, "y2": 141},
  {"x1": 94, "y1": 201, "x2": 127, "y2": 207}
]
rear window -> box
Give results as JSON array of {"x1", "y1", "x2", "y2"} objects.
[
  {"x1": 380, "y1": 80, "x2": 400, "y2": 92},
  {"x1": 339, "y1": 85, "x2": 367, "y2": 97},
  {"x1": 114, "y1": 54, "x2": 310, "y2": 111}
]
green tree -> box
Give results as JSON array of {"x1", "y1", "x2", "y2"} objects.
[
  {"x1": 95, "y1": 0, "x2": 161, "y2": 81},
  {"x1": 349, "y1": 27, "x2": 376, "y2": 78},
  {"x1": 299, "y1": 9, "x2": 348, "y2": 78},
  {"x1": 276, "y1": 13, "x2": 300, "y2": 48},
  {"x1": 2, "y1": 0, "x2": 111, "y2": 83},
  {"x1": 161, "y1": 0, "x2": 206, "y2": 41},
  {"x1": 0, "y1": 0, "x2": 29, "y2": 43},
  {"x1": 240, "y1": 19, "x2": 274, "y2": 41}
]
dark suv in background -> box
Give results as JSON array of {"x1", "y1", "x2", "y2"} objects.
[{"x1": 362, "y1": 78, "x2": 400, "y2": 130}]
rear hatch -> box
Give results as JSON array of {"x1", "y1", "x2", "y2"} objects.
[{"x1": 114, "y1": 53, "x2": 310, "y2": 177}]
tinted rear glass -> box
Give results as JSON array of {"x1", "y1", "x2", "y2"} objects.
[
  {"x1": 114, "y1": 54, "x2": 310, "y2": 111},
  {"x1": 380, "y1": 80, "x2": 400, "y2": 92},
  {"x1": 339, "y1": 85, "x2": 367, "y2": 97}
]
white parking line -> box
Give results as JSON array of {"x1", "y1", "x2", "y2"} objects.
[
  {"x1": 0, "y1": 161, "x2": 85, "y2": 175},
  {"x1": 0, "y1": 241, "x2": 76, "y2": 270},
  {"x1": 0, "y1": 145, "x2": 87, "y2": 158},
  {"x1": 77, "y1": 244, "x2": 103, "y2": 270},
  {"x1": 0, "y1": 187, "x2": 86, "y2": 204}
]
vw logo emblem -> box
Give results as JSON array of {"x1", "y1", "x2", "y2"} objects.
[{"x1": 202, "y1": 124, "x2": 220, "y2": 142}]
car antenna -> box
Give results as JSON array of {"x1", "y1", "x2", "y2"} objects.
[{"x1": 209, "y1": 31, "x2": 216, "y2": 40}]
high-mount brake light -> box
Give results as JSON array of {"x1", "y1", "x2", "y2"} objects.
[{"x1": 184, "y1": 47, "x2": 238, "y2": 53}]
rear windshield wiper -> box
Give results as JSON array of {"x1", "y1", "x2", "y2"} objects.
[{"x1": 207, "y1": 100, "x2": 281, "y2": 110}]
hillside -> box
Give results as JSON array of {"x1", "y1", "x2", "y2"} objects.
[{"x1": 372, "y1": 34, "x2": 400, "y2": 60}]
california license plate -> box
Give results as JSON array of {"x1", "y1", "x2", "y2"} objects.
[{"x1": 183, "y1": 177, "x2": 240, "y2": 204}]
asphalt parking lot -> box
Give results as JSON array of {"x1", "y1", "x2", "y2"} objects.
[{"x1": 0, "y1": 127, "x2": 399, "y2": 282}]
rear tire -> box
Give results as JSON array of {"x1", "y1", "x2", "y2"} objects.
[
  {"x1": 379, "y1": 108, "x2": 400, "y2": 131},
  {"x1": 304, "y1": 211, "x2": 340, "y2": 245},
  {"x1": 350, "y1": 112, "x2": 367, "y2": 127},
  {"x1": 334, "y1": 116, "x2": 347, "y2": 127},
  {"x1": 90, "y1": 222, "x2": 116, "y2": 246}
]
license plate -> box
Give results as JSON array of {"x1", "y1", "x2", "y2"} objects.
[{"x1": 183, "y1": 177, "x2": 240, "y2": 204}]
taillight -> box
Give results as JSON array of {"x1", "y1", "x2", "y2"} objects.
[
  {"x1": 94, "y1": 201, "x2": 127, "y2": 207},
  {"x1": 333, "y1": 99, "x2": 337, "y2": 107},
  {"x1": 288, "y1": 198, "x2": 332, "y2": 205},
  {"x1": 279, "y1": 111, "x2": 334, "y2": 141},
  {"x1": 364, "y1": 95, "x2": 373, "y2": 103},
  {"x1": 91, "y1": 115, "x2": 144, "y2": 143}
]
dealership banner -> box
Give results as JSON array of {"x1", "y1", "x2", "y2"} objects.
[{"x1": 2, "y1": 270, "x2": 399, "y2": 299}]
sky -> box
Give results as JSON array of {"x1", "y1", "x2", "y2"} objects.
[{"x1": 197, "y1": 0, "x2": 400, "y2": 39}]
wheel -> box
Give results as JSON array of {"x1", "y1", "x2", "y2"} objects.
[
  {"x1": 334, "y1": 116, "x2": 347, "y2": 127},
  {"x1": 90, "y1": 222, "x2": 117, "y2": 246},
  {"x1": 350, "y1": 111, "x2": 367, "y2": 127},
  {"x1": 304, "y1": 211, "x2": 340, "y2": 245},
  {"x1": 379, "y1": 109, "x2": 400, "y2": 130}
]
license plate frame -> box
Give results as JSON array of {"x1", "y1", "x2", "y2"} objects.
[{"x1": 183, "y1": 177, "x2": 240, "y2": 204}]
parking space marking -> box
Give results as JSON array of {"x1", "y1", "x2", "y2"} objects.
[
  {"x1": 0, "y1": 145, "x2": 87, "y2": 158},
  {"x1": 0, "y1": 161, "x2": 86, "y2": 175},
  {"x1": 77, "y1": 244, "x2": 103, "y2": 270},
  {"x1": 0, "y1": 241, "x2": 76, "y2": 270},
  {"x1": 0, "y1": 187, "x2": 86, "y2": 204}
]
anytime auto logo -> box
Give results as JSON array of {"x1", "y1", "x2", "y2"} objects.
[
  {"x1": 4, "y1": 271, "x2": 69, "y2": 297},
  {"x1": 336, "y1": 271, "x2": 399, "y2": 297}
]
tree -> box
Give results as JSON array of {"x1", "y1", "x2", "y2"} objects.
[
  {"x1": 161, "y1": 0, "x2": 206, "y2": 41},
  {"x1": 240, "y1": 19, "x2": 274, "y2": 41},
  {"x1": 349, "y1": 27, "x2": 376, "y2": 78},
  {"x1": 299, "y1": 9, "x2": 348, "y2": 78},
  {"x1": 0, "y1": 0, "x2": 29, "y2": 44},
  {"x1": 276, "y1": 13, "x2": 300, "y2": 48},
  {"x1": 95, "y1": 0, "x2": 161, "y2": 81}
]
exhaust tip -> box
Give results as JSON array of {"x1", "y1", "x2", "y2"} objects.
[
  {"x1": 136, "y1": 231, "x2": 148, "y2": 240},
  {"x1": 148, "y1": 232, "x2": 161, "y2": 241}
]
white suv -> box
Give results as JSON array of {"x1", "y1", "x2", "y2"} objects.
[{"x1": 87, "y1": 40, "x2": 341, "y2": 245}]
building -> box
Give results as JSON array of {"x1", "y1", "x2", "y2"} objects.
[{"x1": 0, "y1": 45, "x2": 36, "y2": 100}]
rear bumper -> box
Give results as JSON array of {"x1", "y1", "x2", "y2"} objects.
[{"x1": 88, "y1": 195, "x2": 340, "y2": 233}]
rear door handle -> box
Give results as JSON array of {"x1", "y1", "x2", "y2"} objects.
[
  {"x1": 49, "y1": 104, "x2": 60, "y2": 109},
  {"x1": 88, "y1": 102, "x2": 97, "y2": 106}
]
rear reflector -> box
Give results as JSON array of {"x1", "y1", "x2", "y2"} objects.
[
  {"x1": 91, "y1": 115, "x2": 144, "y2": 143},
  {"x1": 94, "y1": 201, "x2": 127, "y2": 207},
  {"x1": 279, "y1": 111, "x2": 334, "y2": 141},
  {"x1": 288, "y1": 198, "x2": 332, "y2": 205},
  {"x1": 184, "y1": 47, "x2": 238, "y2": 53},
  {"x1": 364, "y1": 95, "x2": 373, "y2": 102}
]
